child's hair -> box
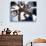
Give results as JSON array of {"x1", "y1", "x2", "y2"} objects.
[{"x1": 11, "y1": 1, "x2": 16, "y2": 6}]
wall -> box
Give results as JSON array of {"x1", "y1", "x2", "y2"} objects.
[{"x1": 0, "y1": 0, "x2": 46, "y2": 45}]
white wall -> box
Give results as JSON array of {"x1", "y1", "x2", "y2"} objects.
[
  {"x1": 0, "y1": 0, "x2": 46, "y2": 45},
  {"x1": 33, "y1": 43, "x2": 46, "y2": 46}
]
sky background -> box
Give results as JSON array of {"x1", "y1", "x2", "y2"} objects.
[{"x1": 0, "y1": 0, "x2": 46, "y2": 45}]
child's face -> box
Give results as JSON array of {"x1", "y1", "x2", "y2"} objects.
[{"x1": 11, "y1": 11, "x2": 17, "y2": 16}]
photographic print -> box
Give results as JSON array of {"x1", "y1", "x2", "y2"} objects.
[{"x1": 10, "y1": 1, "x2": 37, "y2": 22}]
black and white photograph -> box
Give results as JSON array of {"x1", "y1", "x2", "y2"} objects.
[{"x1": 10, "y1": 1, "x2": 37, "y2": 22}]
